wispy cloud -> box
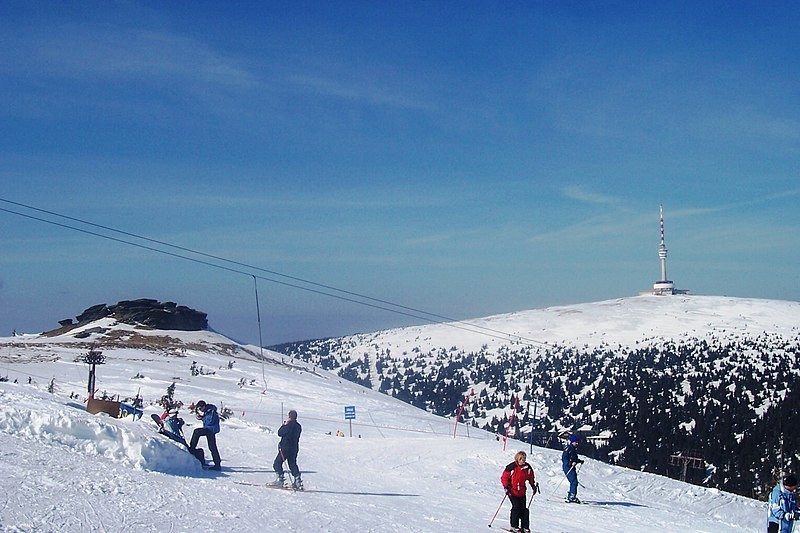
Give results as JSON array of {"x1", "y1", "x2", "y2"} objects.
[
  {"x1": 403, "y1": 233, "x2": 451, "y2": 247},
  {"x1": 561, "y1": 185, "x2": 620, "y2": 205},
  {"x1": 693, "y1": 108, "x2": 800, "y2": 155},
  {"x1": 526, "y1": 212, "x2": 640, "y2": 245},
  {"x1": 5, "y1": 25, "x2": 257, "y2": 90},
  {"x1": 286, "y1": 73, "x2": 435, "y2": 111},
  {"x1": 764, "y1": 188, "x2": 800, "y2": 201}
]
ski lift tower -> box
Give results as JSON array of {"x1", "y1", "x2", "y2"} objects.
[
  {"x1": 84, "y1": 347, "x2": 105, "y2": 399},
  {"x1": 670, "y1": 451, "x2": 705, "y2": 482}
]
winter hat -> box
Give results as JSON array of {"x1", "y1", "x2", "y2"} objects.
[
  {"x1": 568, "y1": 435, "x2": 579, "y2": 443},
  {"x1": 784, "y1": 475, "x2": 798, "y2": 487},
  {"x1": 196, "y1": 400, "x2": 207, "y2": 410}
]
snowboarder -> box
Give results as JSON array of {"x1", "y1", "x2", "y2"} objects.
[
  {"x1": 562, "y1": 435, "x2": 584, "y2": 503},
  {"x1": 768, "y1": 474, "x2": 800, "y2": 533},
  {"x1": 189, "y1": 400, "x2": 222, "y2": 471},
  {"x1": 158, "y1": 408, "x2": 188, "y2": 447},
  {"x1": 272, "y1": 409, "x2": 303, "y2": 489},
  {"x1": 500, "y1": 450, "x2": 538, "y2": 533}
]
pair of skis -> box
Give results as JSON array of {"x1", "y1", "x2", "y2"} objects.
[
  {"x1": 489, "y1": 526, "x2": 543, "y2": 533},
  {"x1": 234, "y1": 480, "x2": 307, "y2": 492}
]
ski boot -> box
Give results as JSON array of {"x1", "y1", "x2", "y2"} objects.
[
  {"x1": 269, "y1": 475, "x2": 286, "y2": 487},
  {"x1": 292, "y1": 477, "x2": 304, "y2": 491}
]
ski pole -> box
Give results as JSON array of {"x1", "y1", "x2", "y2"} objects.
[
  {"x1": 487, "y1": 493, "x2": 507, "y2": 528},
  {"x1": 528, "y1": 482, "x2": 539, "y2": 508},
  {"x1": 552, "y1": 463, "x2": 575, "y2": 496},
  {"x1": 576, "y1": 462, "x2": 586, "y2": 489},
  {"x1": 279, "y1": 448, "x2": 296, "y2": 486}
]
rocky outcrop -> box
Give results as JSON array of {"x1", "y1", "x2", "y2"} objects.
[{"x1": 65, "y1": 299, "x2": 208, "y2": 331}]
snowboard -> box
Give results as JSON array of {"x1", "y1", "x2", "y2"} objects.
[{"x1": 150, "y1": 413, "x2": 205, "y2": 466}]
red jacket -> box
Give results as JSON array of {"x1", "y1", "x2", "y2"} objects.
[{"x1": 501, "y1": 461, "x2": 536, "y2": 497}]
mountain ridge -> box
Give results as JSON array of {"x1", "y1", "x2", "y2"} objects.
[
  {"x1": 302, "y1": 294, "x2": 800, "y2": 352},
  {"x1": 269, "y1": 294, "x2": 800, "y2": 498}
]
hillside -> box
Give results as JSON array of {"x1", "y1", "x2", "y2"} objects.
[
  {"x1": 270, "y1": 295, "x2": 800, "y2": 498},
  {"x1": 0, "y1": 316, "x2": 766, "y2": 532}
]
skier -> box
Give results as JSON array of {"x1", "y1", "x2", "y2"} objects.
[
  {"x1": 768, "y1": 474, "x2": 800, "y2": 533},
  {"x1": 562, "y1": 435, "x2": 584, "y2": 503},
  {"x1": 189, "y1": 400, "x2": 222, "y2": 471},
  {"x1": 500, "y1": 450, "x2": 538, "y2": 533},
  {"x1": 272, "y1": 409, "x2": 303, "y2": 489}
]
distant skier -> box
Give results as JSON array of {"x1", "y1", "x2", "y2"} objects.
[
  {"x1": 768, "y1": 474, "x2": 800, "y2": 533},
  {"x1": 272, "y1": 409, "x2": 303, "y2": 489},
  {"x1": 500, "y1": 450, "x2": 538, "y2": 533},
  {"x1": 189, "y1": 400, "x2": 222, "y2": 471},
  {"x1": 562, "y1": 435, "x2": 584, "y2": 503}
]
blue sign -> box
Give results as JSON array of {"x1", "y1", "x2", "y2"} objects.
[{"x1": 344, "y1": 405, "x2": 356, "y2": 420}]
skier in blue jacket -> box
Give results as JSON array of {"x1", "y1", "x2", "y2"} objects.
[
  {"x1": 562, "y1": 435, "x2": 584, "y2": 503},
  {"x1": 189, "y1": 400, "x2": 221, "y2": 470},
  {"x1": 768, "y1": 475, "x2": 799, "y2": 533}
]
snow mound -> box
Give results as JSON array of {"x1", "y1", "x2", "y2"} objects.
[{"x1": 0, "y1": 387, "x2": 201, "y2": 475}]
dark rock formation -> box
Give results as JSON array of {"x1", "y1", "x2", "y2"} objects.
[{"x1": 71, "y1": 299, "x2": 208, "y2": 331}]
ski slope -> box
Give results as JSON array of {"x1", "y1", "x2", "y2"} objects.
[{"x1": 0, "y1": 321, "x2": 767, "y2": 532}]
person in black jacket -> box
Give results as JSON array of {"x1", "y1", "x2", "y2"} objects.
[
  {"x1": 189, "y1": 400, "x2": 222, "y2": 470},
  {"x1": 561, "y1": 435, "x2": 584, "y2": 503},
  {"x1": 272, "y1": 409, "x2": 303, "y2": 489}
]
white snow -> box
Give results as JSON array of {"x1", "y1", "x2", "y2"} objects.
[
  {"x1": 333, "y1": 295, "x2": 800, "y2": 361},
  {"x1": 0, "y1": 296, "x2": 781, "y2": 532}
]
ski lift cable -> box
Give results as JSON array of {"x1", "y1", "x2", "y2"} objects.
[
  {"x1": 0, "y1": 199, "x2": 549, "y2": 348},
  {"x1": 0, "y1": 201, "x2": 547, "y2": 347},
  {"x1": 1, "y1": 198, "x2": 463, "y2": 321},
  {"x1": 0, "y1": 205, "x2": 452, "y2": 322},
  {"x1": 4, "y1": 198, "x2": 546, "y2": 346}
]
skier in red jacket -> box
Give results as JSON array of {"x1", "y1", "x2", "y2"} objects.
[{"x1": 500, "y1": 450, "x2": 539, "y2": 533}]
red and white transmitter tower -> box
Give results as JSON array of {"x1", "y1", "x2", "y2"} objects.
[{"x1": 649, "y1": 204, "x2": 688, "y2": 295}]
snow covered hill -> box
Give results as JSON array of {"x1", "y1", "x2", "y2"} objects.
[
  {"x1": 275, "y1": 295, "x2": 800, "y2": 357},
  {"x1": 0, "y1": 313, "x2": 770, "y2": 532},
  {"x1": 273, "y1": 295, "x2": 800, "y2": 498}
]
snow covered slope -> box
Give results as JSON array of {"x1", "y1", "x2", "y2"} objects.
[
  {"x1": 0, "y1": 315, "x2": 768, "y2": 532},
  {"x1": 303, "y1": 295, "x2": 800, "y2": 357}
]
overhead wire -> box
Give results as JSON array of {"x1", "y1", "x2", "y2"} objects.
[{"x1": 0, "y1": 197, "x2": 550, "y2": 348}]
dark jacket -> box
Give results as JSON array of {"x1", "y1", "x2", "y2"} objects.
[
  {"x1": 562, "y1": 443, "x2": 581, "y2": 473},
  {"x1": 278, "y1": 419, "x2": 302, "y2": 455},
  {"x1": 200, "y1": 404, "x2": 220, "y2": 434}
]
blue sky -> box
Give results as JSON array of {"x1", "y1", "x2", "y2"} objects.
[{"x1": 1, "y1": 1, "x2": 799, "y2": 344}]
